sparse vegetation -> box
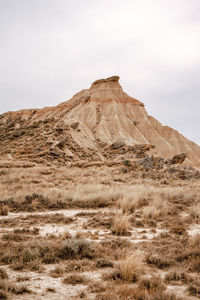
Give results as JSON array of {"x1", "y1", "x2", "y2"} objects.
[
  {"x1": 112, "y1": 215, "x2": 130, "y2": 236},
  {"x1": 0, "y1": 163, "x2": 199, "y2": 299},
  {"x1": 118, "y1": 254, "x2": 144, "y2": 282},
  {"x1": 63, "y1": 274, "x2": 86, "y2": 285}
]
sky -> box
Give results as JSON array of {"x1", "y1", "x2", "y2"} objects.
[{"x1": 0, "y1": 0, "x2": 199, "y2": 144}]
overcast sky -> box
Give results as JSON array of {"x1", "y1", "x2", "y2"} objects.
[{"x1": 0, "y1": 0, "x2": 199, "y2": 144}]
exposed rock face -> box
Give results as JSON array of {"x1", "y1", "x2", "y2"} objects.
[
  {"x1": 138, "y1": 156, "x2": 164, "y2": 170},
  {"x1": 0, "y1": 76, "x2": 200, "y2": 166},
  {"x1": 166, "y1": 153, "x2": 187, "y2": 165}
]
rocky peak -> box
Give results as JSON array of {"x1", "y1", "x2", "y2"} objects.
[
  {"x1": 88, "y1": 75, "x2": 143, "y2": 105},
  {"x1": 90, "y1": 75, "x2": 122, "y2": 93},
  {"x1": 91, "y1": 75, "x2": 120, "y2": 88}
]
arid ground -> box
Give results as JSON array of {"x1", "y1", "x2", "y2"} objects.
[{"x1": 0, "y1": 161, "x2": 200, "y2": 300}]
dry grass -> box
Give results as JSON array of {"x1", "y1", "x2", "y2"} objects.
[
  {"x1": 0, "y1": 237, "x2": 96, "y2": 271},
  {"x1": 95, "y1": 282, "x2": 180, "y2": 300},
  {"x1": 104, "y1": 254, "x2": 145, "y2": 283},
  {"x1": 0, "y1": 206, "x2": 8, "y2": 216},
  {"x1": 0, "y1": 280, "x2": 31, "y2": 296},
  {"x1": 0, "y1": 165, "x2": 199, "y2": 299},
  {"x1": 0, "y1": 269, "x2": 8, "y2": 280},
  {"x1": 139, "y1": 275, "x2": 165, "y2": 293},
  {"x1": 112, "y1": 215, "x2": 130, "y2": 236},
  {"x1": 118, "y1": 254, "x2": 145, "y2": 282},
  {"x1": 63, "y1": 274, "x2": 86, "y2": 285}
]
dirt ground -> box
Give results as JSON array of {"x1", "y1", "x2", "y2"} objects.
[{"x1": 0, "y1": 164, "x2": 200, "y2": 299}]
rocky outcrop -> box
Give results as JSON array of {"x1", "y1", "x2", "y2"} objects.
[
  {"x1": 166, "y1": 153, "x2": 187, "y2": 165},
  {"x1": 138, "y1": 156, "x2": 164, "y2": 170},
  {"x1": 0, "y1": 76, "x2": 200, "y2": 167}
]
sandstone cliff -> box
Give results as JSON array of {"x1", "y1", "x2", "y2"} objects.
[{"x1": 0, "y1": 76, "x2": 199, "y2": 166}]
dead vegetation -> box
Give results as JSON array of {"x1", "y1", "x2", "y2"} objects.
[{"x1": 0, "y1": 163, "x2": 199, "y2": 299}]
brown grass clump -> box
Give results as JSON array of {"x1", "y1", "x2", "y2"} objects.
[
  {"x1": 112, "y1": 215, "x2": 130, "y2": 236},
  {"x1": 169, "y1": 224, "x2": 187, "y2": 235},
  {"x1": 63, "y1": 274, "x2": 86, "y2": 285},
  {"x1": 59, "y1": 238, "x2": 94, "y2": 260},
  {"x1": 188, "y1": 281, "x2": 200, "y2": 297},
  {"x1": 139, "y1": 276, "x2": 165, "y2": 293},
  {"x1": 95, "y1": 284, "x2": 147, "y2": 300},
  {"x1": 0, "y1": 206, "x2": 8, "y2": 216},
  {"x1": 119, "y1": 197, "x2": 142, "y2": 214},
  {"x1": 49, "y1": 266, "x2": 65, "y2": 278},
  {"x1": 88, "y1": 281, "x2": 106, "y2": 294},
  {"x1": 95, "y1": 283, "x2": 180, "y2": 300},
  {"x1": 118, "y1": 254, "x2": 144, "y2": 282},
  {"x1": 165, "y1": 270, "x2": 191, "y2": 284},
  {"x1": 96, "y1": 258, "x2": 114, "y2": 269},
  {"x1": 0, "y1": 269, "x2": 8, "y2": 280},
  {"x1": 104, "y1": 254, "x2": 144, "y2": 283},
  {"x1": 0, "y1": 280, "x2": 31, "y2": 296}
]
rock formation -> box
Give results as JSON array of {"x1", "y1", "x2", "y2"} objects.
[{"x1": 0, "y1": 76, "x2": 200, "y2": 166}]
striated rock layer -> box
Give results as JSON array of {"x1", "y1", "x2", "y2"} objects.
[{"x1": 0, "y1": 76, "x2": 200, "y2": 166}]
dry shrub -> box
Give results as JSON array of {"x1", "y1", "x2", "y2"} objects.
[
  {"x1": 142, "y1": 206, "x2": 161, "y2": 219},
  {"x1": 88, "y1": 282, "x2": 106, "y2": 294},
  {"x1": 139, "y1": 276, "x2": 165, "y2": 292},
  {"x1": 95, "y1": 283, "x2": 178, "y2": 300},
  {"x1": 95, "y1": 284, "x2": 147, "y2": 300},
  {"x1": 112, "y1": 215, "x2": 130, "y2": 236},
  {"x1": 96, "y1": 258, "x2": 114, "y2": 269},
  {"x1": 0, "y1": 280, "x2": 31, "y2": 295},
  {"x1": 165, "y1": 270, "x2": 191, "y2": 284},
  {"x1": 188, "y1": 257, "x2": 200, "y2": 272},
  {"x1": 0, "y1": 269, "x2": 8, "y2": 280},
  {"x1": 64, "y1": 259, "x2": 95, "y2": 273},
  {"x1": 49, "y1": 266, "x2": 65, "y2": 278},
  {"x1": 188, "y1": 281, "x2": 200, "y2": 297},
  {"x1": 118, "y1": 254, "x2": 144, "y2": 282},
  {"x1": 146, "y1": 254, "x2": 173, "y2": 270},
  {"x1": 119, "y1": 197, "x2": 144, "y2": 214},
  {"x1": 59, "y1": 239, "x2": 94, "y2": 260},
  {"x1": 169, "y1": 224, "x2": 186, "y2": 235},
  {"x1": 63, "y1": 274, "x2": 86, "y2": 285},
  {"x1": 0, "y1": 206, "x2": 8, "y2": 216}
]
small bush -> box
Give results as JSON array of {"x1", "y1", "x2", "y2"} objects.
[
  {"x1": 95, "y1": 284, "x2": 147, "y2": 300},
  {"x1": 59, "y1": 239, "x2": 94, "y2": 260},
  {"x1": 0, "y1": 280, "x2": 31, "y2": 295},
  {"x1": 118, "y1": 254, "x2": 144, "y2": 282},
  {"x1": 0, "y1": 269, "x2": 8, "y2": 280},
  {"x1": 63, "y1": 274, "x2": 86, "y2": 285},
  {"x1": 188, "y1": 281, "x2": 200, "y2": 296},
  {"x1": 0, "y1": 206, "x2": 8, "y2": 216},
  {"x1": 139, "y1": 276, "x2": 165, "y2": 292},
  {"x1": 112, "y1": 215, "x2": 130, "y2": 236},
  {"x1": 165, "y1": 270, "x2": 190, "y2": 284},
  {"x1": 96, "y1": 259, "x2": 113, "y2": 268}
]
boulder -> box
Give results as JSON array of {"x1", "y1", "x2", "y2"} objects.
[
  {"x1": 138, "y1": 156, "x2": 164, "y2": 170},
  {"x1": 166, "y1": 153, "x2": 187, "y2": 165}
]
